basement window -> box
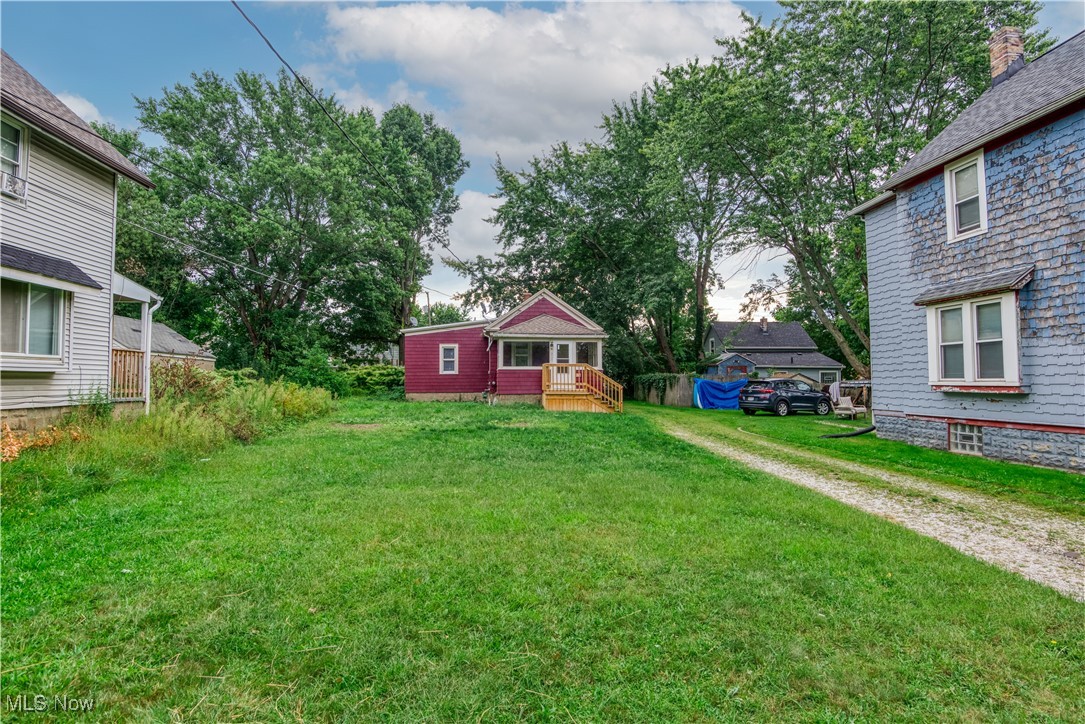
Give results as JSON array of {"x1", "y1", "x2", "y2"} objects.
[{"x1": 949, "y1": 423, "x2": 983, "y2": 455}]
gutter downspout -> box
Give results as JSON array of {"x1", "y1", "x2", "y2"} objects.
[{"x1": 142, "y1": 296, "x2": 162, "y2": 415}]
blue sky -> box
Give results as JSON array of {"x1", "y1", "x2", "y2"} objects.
[{"x1": 3, "y1": 1, "x2": 1081, "y2": 315}]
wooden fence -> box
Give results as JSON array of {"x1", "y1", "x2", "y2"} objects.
[{"x1": 111, "y1": 349, "x2": 145, "y2": 400}]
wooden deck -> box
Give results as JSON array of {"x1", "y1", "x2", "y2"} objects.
[{"x1": 541, "y1": 364, "x2": 623, "y2": 413}]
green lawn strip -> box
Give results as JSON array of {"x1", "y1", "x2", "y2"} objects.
[
  {"x1": 631, "y1": 403, "x2": 1085, "y2": 518},
  {"x1": 1, "y1": 399, "x2": 1082, "y2": 720}
]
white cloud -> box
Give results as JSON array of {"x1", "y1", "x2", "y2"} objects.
[
  {"x1": 55, "y1": 93, "x2": 105, "y2": 124},
  {"x1": 448, "y1": 190, "x2": 503, "y2": 258},
  {"x1": 324, "y1": 1, "x2": 746, "y2": 170}
]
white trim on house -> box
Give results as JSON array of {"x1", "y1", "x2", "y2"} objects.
[
  {"x1": 485, "y1": 290, "x2": 605, "y2": 334},
  {"x1": 0, "y1": 280, "x2": 67, "y2": 370},
  {"x1": 925, "y1": 291, "x2": 1020, "y2": 386},
  {"x1": 1, "y1": 114, "x2": 29, "y2": 204},
  {"x1": 944, "y1": 149, "x2": 988, "y2": 242},
  {"x1": 0, "y1": 266, "x2": 99, "y2": 294},
  {"x1": 401, "y1": 320, "x2": 488, "y2": 336},
  {"x1": 439, "y1": 343, "x2": 459, "y2": 374},
  {"x1": 885, "y1": 87, "x2": 1085, "y2": 190}
]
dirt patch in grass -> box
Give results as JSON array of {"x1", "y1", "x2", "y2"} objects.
[
  {"x1": 335, "y1": 423, "x2": 383, "y2": 431},
  {"x1": 491, "y1": 421, "x2": 535, "y2": 428}
]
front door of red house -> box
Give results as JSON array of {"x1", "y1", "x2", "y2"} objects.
[{"x1": 550, "y1": 341, "x2": 575, "y2": 390}]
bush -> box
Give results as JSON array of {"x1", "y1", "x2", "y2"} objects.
[
  {"x1": 280, "y1": 350, "x2": 351, "y2": 399},
  {"x1": 345, "y1": 364, "x2": 404, "y2": 394},
  {"x1": 152, "y1": 360, "x2": 230, "y2": 404}
]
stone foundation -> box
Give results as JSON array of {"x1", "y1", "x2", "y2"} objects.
[
  {"x1": 1, "y1": 405, "x2": 76, "y2": 432},
  {"x1": 2, "y1": 401, "x2": 147, "y2": 432},
  {"x1": 874, "y1": 412, "x2": 1083, "y2": 470}
]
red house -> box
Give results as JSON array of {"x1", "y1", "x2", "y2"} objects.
[{"x1": 403, "y1": 290, "x2": 622, "y2": 412}]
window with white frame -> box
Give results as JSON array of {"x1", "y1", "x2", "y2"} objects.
[
  {"x1": 949, "y1": 423, "x2": 983, "y2": 455},
  {"x1": 1, "y1": 119, "x2": 25, "y2": 179},
  {"x1": 501, "y1": 341, "x2": 549, "y2": 368},
  {"x1": 708, "y1": 338, "x2": 715, "y2": 355},
  {"x1": 820, "y1": 371, "x2": 838, "y2": 385},
  {"x1": 439, "y1": 344, "x2": 458, "y2": 374},
  {"x1": 944, "y1": 151, "x2": 987, "y2": 240},
  {"x1": 927, "y1": 292, "x2": 1019, "y2": 385},
  {"x1": 575, "y1": 341, "x2": 599, "y2": 367},
  {"x1": 1, "y1": 278, "x2": 64, "y2": 356}
]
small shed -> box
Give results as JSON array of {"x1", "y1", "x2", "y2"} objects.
[{"x1": 112, "y1": 315, "x2": 215, "y2": 370}]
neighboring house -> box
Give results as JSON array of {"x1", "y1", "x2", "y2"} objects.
[
  {"x1": 703, "y1": 318, "x2": 845, "y2": 385},
  {"x1": 1, "y1": 50, "x2": 157, "y2": 429},
  {"x1": 850, "y1": 28, "x2": 1084, "y2": 469},
  {"x1": 112, "y1": 315, "x2": 216, "y2": 370},
  {"x1": 403, "y1": 290, "x2": 622, "y2": 412}
]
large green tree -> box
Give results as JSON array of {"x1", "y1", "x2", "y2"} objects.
[
  {"x1": 132, "y1": 70, "x2": 436, "y2": 370},
  {"x1": 707, "y1": 0, "x2": 1051, "y2": 376},
  {"x1": 378, "y1": 104, "x2": 468, "y2": 359}
]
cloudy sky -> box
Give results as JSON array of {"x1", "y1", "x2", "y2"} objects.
[{"x1": 3, "y1": 1, "x2": 1081, "y2": 318}]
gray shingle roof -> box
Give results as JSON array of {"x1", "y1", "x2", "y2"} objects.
[
  {"x1": 912, "y1": 264, "x2": 1034, "y2": 306},
  {"x1": 112, "y1": 315, "x2": 215, "y2": 359},
  {"x1": 886, "y1": 31, "x2": 1085, "y2": 188},
  {"x1": 1, "y1": 50, "x2": 153, "y2": 188},
  {"x1": 740, "y1": 351, "x2": 844, "y2": 369},
  {"x1": 710, "y1": 321, "x2": 817, "y2": 350},
  {"x1": 1, "y1": 243, "x2": 102, "y2": 289},
  {"x1": 496, "y1": 314, "x2": 604, "y2": 337}
]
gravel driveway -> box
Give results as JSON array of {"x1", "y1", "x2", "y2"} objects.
[{"x1": 663, "y1": 424, "x2": 1085, "y2": 602}]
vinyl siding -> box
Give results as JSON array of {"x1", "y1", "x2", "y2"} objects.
[
  {"x1": 499, "y1": 298, "x2": 585, "y2": 329},
  {"x1": 867, "y1": 109, "x2": 1085, "y2": 428},
  {"x1": 403, "y1": 325, "x2": 490, "y2": 394},
  {"x1": 1, "y1": 130, "x2": 117, "y2": 409},
  {"x1": 496, "y1": 368, "x2": 543, "y2": 395}
]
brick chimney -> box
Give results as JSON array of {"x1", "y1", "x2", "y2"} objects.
[
  {"x1": 989, "y1": 27, "x2": 1025, "y2": 87},
  {"x1": 760, "y1": 317, "x2": 768, "y2": 333}
]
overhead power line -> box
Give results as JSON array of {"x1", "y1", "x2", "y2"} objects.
[
  {"x1": 30, "y1": 180, "x2": 327, "y2": 300},
  {"x1": 228, "y1": 0, "x2": 470, "y2": 267}
]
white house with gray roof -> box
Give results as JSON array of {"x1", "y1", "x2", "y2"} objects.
[
  {"x1": 1, "y1": 50, "x2": 159, "y2": 427},
  {"x1": 850, "y1": 29, "x2": 1084, "y2": 469},
  {"x1": 703, "y1": 318, "x2": 845, "y2": 385}
]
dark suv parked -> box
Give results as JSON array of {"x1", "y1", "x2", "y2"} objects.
[{"x1": 739, "y1": 379, "x2": 832, "y2": 416}]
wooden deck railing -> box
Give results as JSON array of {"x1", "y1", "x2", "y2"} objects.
[
  {"x1": 541, "y1": 363, "x2": 623, "y2": 413},
  {"x1": 111, "y1": 349, "x2": 145, "y2": 401}
]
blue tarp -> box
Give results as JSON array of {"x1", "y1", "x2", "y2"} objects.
[{"x1": 693, "y1": 377, "x2": 746, "y2": 410}]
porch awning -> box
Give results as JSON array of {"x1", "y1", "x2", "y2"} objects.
[
  {"x1": 912, "y1": 264, "x2": 1034, "y2": 306},
  {"x1": 113, "y1": 272, "x2": 161, "y2": 303}
]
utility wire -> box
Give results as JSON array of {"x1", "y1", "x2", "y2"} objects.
[
  {"x1": 228, "y1": 0, "x2": 470, "y2": 268},
  {"x1": 30, "y1": 180, "x2": 327, "y2": 300}
]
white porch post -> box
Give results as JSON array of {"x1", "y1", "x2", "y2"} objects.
[{"x1": 141, "y1": 300, "x2": 151, "y2": 414}]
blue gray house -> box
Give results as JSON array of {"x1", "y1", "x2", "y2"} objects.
[
  {"x1": 703, "y1": 318, "x2": 844, "y2": 385},
  {"x1": 851, "y1": 28, "x2": 1084, "y2": 470}
]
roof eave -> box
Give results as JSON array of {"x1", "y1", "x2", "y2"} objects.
[
  {"x1": 884, "y1": 88, "x2": 1085, "y2": 190},
  {"x1": 1, "y1": 96, "x2": 155, "y2": 189},
  {"x1": 845, "y1": 191, "x2": 896, "y2": 218}
]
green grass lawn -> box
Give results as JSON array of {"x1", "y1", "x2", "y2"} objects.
[
  {"x1": 633, "y1": 402, "x2": 1085, "y2": 518},
  {"x1": 2, "y1": 399, "x2": 1083, "y2": 720}
]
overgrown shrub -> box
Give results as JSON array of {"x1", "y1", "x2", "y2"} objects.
[
  {"x1": 345, "y1": 364, "x2": 405, "y2": 394},
  {"x1": 279, "y1": 350, "x2": 351, "y2": 398},
  {"x1": 152, "y1": 360, "x2": 229, "y2": 404}
]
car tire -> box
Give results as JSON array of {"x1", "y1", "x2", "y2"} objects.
[
  {"x1": 774, "y1": 400, "x2": 790, "y2": 416},
  {"x1": 816, "y1": 400, "x2": 831, "y2": 416},
  {"x1": 743, "y1": 408, "x2": 756, "y2": 416}
]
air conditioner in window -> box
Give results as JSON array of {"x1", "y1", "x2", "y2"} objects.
[{"x1": 1, "y1": 171, "x2": 28, "y2": 199}]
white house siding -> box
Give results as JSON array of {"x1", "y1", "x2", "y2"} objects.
[
  {"x1": 866, "y1": 110, "x2": 1085, "y2": 467},
  {"x1": 1, "y1": 130, "x2": 117, "y2": 410}
]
